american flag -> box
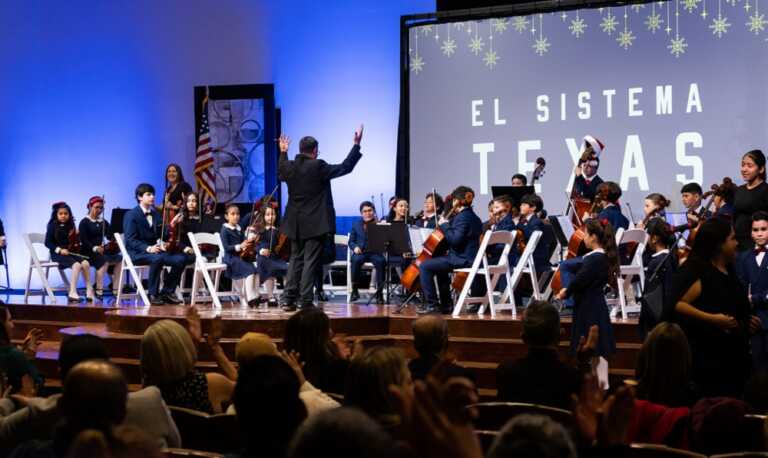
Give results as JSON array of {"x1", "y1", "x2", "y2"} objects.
[{"x1": 195, "y1": 93, "x2": 216, "y2": 200}]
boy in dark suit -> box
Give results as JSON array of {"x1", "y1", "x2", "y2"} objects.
[
  {"x1": 572, "y1": 135, "x2": 605, "y2": 201},
  {"x1": 278, "y1": 127, "x2": 363, "y2": 311},
  {"x1": 348, "y1": 201, "x2": 385, "y2": 303},
  {"x1": 122, "y1": 183, "x2": 186, "y2": 305},
  {"x1": 736, "y1": 211, "x2": 768, "y2": 370},
  {"x1": 418, "y1": 186, "x2": 483, "y2": 314}
]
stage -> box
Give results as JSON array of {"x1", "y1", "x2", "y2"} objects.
[{"x1": 4, "y1": 295, "x2": 642, "y2": 396}]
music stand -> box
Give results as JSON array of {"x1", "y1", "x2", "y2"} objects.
[
  {"x1": 110, "y1": 208, "x2": 129, "y2": 234},
  {"x1": 548, "y1": 215, "x2": 571, "y2": 263},
  {"x1": 365, "y1": 222, "x2": 411, "y2": 305}
]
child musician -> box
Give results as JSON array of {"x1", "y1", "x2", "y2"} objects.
[
  {"x1": 170, "y1": 192, "x2": 206, "y2": 262},
  {"x1": 414, "y1": 192, "x2": 444, "y2": 229},
  {"x1": 256, "y1": 205, "x2": 288, "y2": 307},
  {"x1": 736, "y1": 211, "x2": 768, "y2": 370},
  {"x1": 555, "y1": 218, "x2": 618, "y2": 389},
  {"x1": 594, "y1": 182, "x2": 629, "y2": 231},
  {"x1": 123, "y1": 183, "x2": 186, "y2": 305},
  {"x1": 45, "y1": 202, "x2": 92, "y2": 302},
  {"x1": 572, "y1": 135, "x2": 605, "y2": 201},
  {"x1": 514, "y1": 194, "x2": 551, "y2": 275},
  {"x1": 78, "y1": 196, "x2": 123, "y2": 299},
  {"x1": 220, "y1": 204, "x2": 261, "y2": 308}
]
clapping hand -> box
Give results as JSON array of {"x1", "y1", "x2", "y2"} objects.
[
  {"x1": 278, "y1": 134, "x2": 291, "y2": 154},
  {"x1": 572, "y1": 374, "x2": 634, "y2": 446},
  {"x1": 354, "y1": 124, "x2": 364, "y2": 145}
]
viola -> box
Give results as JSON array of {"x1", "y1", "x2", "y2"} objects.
[
  {"x1": 274, "y1": 232, "x2": 291, "y2": 261},
  {"x1": 67, "y1": 225, "x2": 82, "y2": 254}
]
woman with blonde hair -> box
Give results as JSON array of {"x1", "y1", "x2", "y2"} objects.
[{"x1": 140, "y1": 319, "x2": 233, "y2": 413}]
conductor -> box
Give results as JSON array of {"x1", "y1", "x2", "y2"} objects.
[{"x1": 278, "y1": 125, "x2": 364, "y2": 311}]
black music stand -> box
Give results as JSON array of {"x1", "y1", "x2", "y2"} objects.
[
  {"x1": 0, "y1": 247, "x2": 8, "y2": 290},
  {"x1": 110, "y1": 208, "x2": 129, "y2": 234},
  {"x1": 548, "y1": 215, "x2": 570, "y2": 263},
  {"x1": 365, "y1": 222, "x2": 410, "y2": 305}
]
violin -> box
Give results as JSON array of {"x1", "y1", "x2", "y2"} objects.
[
  {"x1": 67, "y1": 222, "x2": 82, "y2": 254},
  {"x1": 677, "y1": 182, "x2": 721, "y2": 262},
  {"x1": 241, "y1": 185, "x2": 280, "y2": 262},
  {"x1": 161, "y1": 193, "x2": 183, "y2": 254}
]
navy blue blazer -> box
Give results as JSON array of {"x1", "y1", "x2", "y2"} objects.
[
  {"x1": 736, "y1": 248, "x2": 768, "y2": 329},
  {"x1": 439, "y1": 207, "x2": 482, "y2": 266},
  {"x1": 122, "y1": 205, "x2": 162, "y2": 256},
  {"x1": 348, "y1": 219, "x2": 368, "y2": 252},
  {"x1": 495, "y1": 213, "x2": 516, "y2": 232},
  {"x1": 598, "y1": 205, "x2": 629, "y2": 231},
  {"x1": 517, "y1": 215, "x2": 551, "y2": 274},
  {"x1": 574, "y1": 175, "x2": 604, "y2": 201}
]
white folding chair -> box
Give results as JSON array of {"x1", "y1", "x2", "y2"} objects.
[
  {"x1": 23, "y1": 233, "x2": 70, "y2": 302},
  {"x1": 177, "y1": 264, "x2": 195, "y2": 301},
  {"x1": 613, "y1": 229, "x2": 648, "y2": 319},
  {"x1": 452, "y1": 230, "x2": 516, "y2": 318},
  {"x1": 497, "y1": 231, "x2": 544, "y2": 312},
  {"x1": 323, "y1": 234, "x2": 349, "y2": 299},
  {"x1": 345, "y1": 233, "x2": 376, "y2": 302},
  {"x1": 188, "y1": 232, "x2": 245, "y2": 309},
  {"x1": 114, "y1": 233, "x2": 151, "y2": 307}
]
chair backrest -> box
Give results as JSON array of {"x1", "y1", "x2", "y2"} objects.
[
  {"x1": 468, "y1": 402, "x2": 573, "y2": 431},
  {"x1": 628, "y1": 443, "x2": 707, "y2": 458},
  {"x1": 189, "y1": 232, "x2": 224, "y2": 264},
  {"x1": 162, "y1": 448, "x2": 224, "y2": 458},
  {"x1": 619, "y1": 229, "x2": 648, "y2": 266},
  {"x1": 335, "y1": 234, "x2": 349, "y2": 246},
  {"x1": 23, "y1": 233, "x2": 49, "y2": 264},
  {"x1": 514, "y1": 231, "x2": 543, "y2": 275},
  {"x1": 482, "y1": 230, "x2": 516, "y2": 268},
  {"x1": 113, "y1": 233, "x2": 138, "y2": 268},
  {"x1": 615, "y1": 227, "x2": 625, "y2": 246},
  {"x1": 168, "y1": 406, "x2": 240, "y2": 454},
  {"x1": 709, "y1": 453, "x2": 768, "y2": 458}
]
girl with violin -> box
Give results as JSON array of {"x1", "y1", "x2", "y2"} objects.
[
  {"x1": 170, "y1": 192, "x2": 208, "y2": 260},
  {"x1": 417, "y1": 186, "x2": 482, "y2": 314},
  {"x1": 592, "y1": 182, "x2": 629, "y2": 231},
  {"x1": 256, "y1": 205, "x2": 288, "y2": 307},
  {"x1": 78, "y1": 196, "x2": 123, "y2": 299},
  {"x1": 163, "y1": 163, "x2": 194, "y2": 214},
  {"x1": 712, "y1": 177, "x2": 737, "y2": 220},
  {"x1": 734, "y1": 149, "x2": 768, "y2": 251},
  {"x1": 637, "y1": 193, "x2": 670, "y2": 229},
  {"x1": 555, "y1": 218, "x2": 618, "y2": 387},
  {"x1": 414, "y1": 192, "x2": 444, "y2": 229},
  {"x1": 639, "y1": 218, "x2": 678, "y2": 337},
  {"x1": 220, "y1": 204, "x2": 261, "y2": 308},
  {"x1": 45, "y1": 202, "x2": 92, "y2": 302},
  {"x1": 386, "y1": 198, "x2": 414, "y2": 225}
]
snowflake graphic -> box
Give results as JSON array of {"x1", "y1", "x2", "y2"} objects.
[
  {"x1": 745, "y1": 1, "x2": 752, "y2": 11},
  {"x1": 645, "y1": 11, "x2": 664, "y2": 32},
  {"x1": 532, "y1": 37, "x2": 551, "y2": 56},
  {"x1": 469, "y1": 36, "x2": 485, "y2": 55},
  {"x1": 483, "y1": 50, "x2": 500, "y2": 68},
  {"x1": 682, "y1": 0, "x2": 702, "y2": 11},
  {"x1": 710, "y1": 15, "x2": 732, "y2": 36},
  {"x1": 601, "y1": 11, "x2": 619, "y2": 34},
  {"x1": 410, "y1": 54, "x2": 425, "y2": 74},
  {"x1": 631, "y1": 4, "x2": 646, "y2": 12},
  {"x1": 419, "y1": 25, "x2": 433, "y2": 35},
  {"x1": 491, "y1": 18, "x2": 510, "y2": 33},
  {"x1": 512, "y1": 16, "x2": 530, "y2": 33},
  {"x1": 569, "y1": 17, "x2": 588, "y2": 37},
  {"x1": 617, "y1": 30, "x2": 636, "y2": 49},
  {"x1": 441, "y1": 38, "x2": 457, "y2": 56},
  {"x1": 747, "y1": 12, "x2": 768, "y2": 33},
  {"x1": 668, "y1": 37, "x2": 688, "y2": 57}
]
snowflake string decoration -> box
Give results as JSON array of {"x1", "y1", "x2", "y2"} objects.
[
  {"x1": 512, "y1": 16, "x2": 529, "y2": 33},
  {"x1": 745, "y1": 0, "x2": 753, "y2": 11},
  {"x1": 682, "y1": 0, "x2": 702, "y2": 12},
  {"x1": 419, "y1": 25, "x2": 433, "y2": 35},
  {"x1": 532, "y1": 37, "x2": 550, "y2": 56},
  {"x1": 453, "y1": 22, "x2": 466, "y2": 29},
  {"x1": 483, "y1": 50, "x2": 500, "y2": 68},
  {"x1": 469, "y1": 36, "x2": 485, "y2": 55},
  {"x1": 646, "y1": 11, "x2": 664, "y2": 32},
  {"x1": 617, "y1": 30, "x2": 636, "y2": 48},
  {"x1": 747, "y1": 11, "x2": 768, "y2": 33},
  {"x1": 569, "y1": 16, "x2": 588, "y2": 36},
  {"x1": 491, "y1": 18, "x2": 510, "y2": 33},
  {"x1": 668, "y1": 36, "x2": 688, "y2": 57},
  {"x1": 601, "y1": 11, "x2": 619, "y2": 34},
  {"x1": 710, "y1": 15, "x2": 731, "y2": 36},
  {"x1": 631, "y1": 4, "x2": 646, "y2": 12},
  {"x1": 441, "y1": 38, "x2": 457, "y2": 56},
  {"x1": 410, "y1": 55, "x2": 425, "y2": 74}
]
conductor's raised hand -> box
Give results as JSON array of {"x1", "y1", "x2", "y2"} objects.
[
  {"x1": 278, "y1": 134, "x2": 291, "y2": 154},
  {"x1": 354, "y1": 124, "x2": 364, "y2": 145}
]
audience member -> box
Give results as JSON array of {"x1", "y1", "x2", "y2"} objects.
[
  {"x1": 9, "y1": 360, "x2": 128, "y2": 458},
  {"x1": 409, "y1": 315, "x2": 475, "y2": 382},
  {"x1": 0, "y1": 334, "x2": 179, "y2": 453},
  {"x1": 344, "y1": 347, "x2": 412, "y2": 430},
  {"x1": 229, "y1": 355, "x2": 307, "y2": 458},
  {"x1": 689, "y1": 397, "x2": 754, "y2": 455},
  {"x1": 287, "y1": 407, "x2": 394, "y2": 458},
  {"x1": 140, "y1": 319, "x2": 234, "y2": 413},
  {"x1": 0, "y1": 306, "x2": 43, "y2": 395},
  {"x1": 635, "y1": 322, "x2": 699, "y2": 407},
  {"x1": 283, "y1": 308, "x2": 350, "y2": 394},
  {"x1": 496, "y1": 301, "x2": 595, "y2": 410},
  {"x1": 486, "y1": 414, "x2": 577, "y2": 458}
]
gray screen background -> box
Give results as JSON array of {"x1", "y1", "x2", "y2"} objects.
[{"x1": 408, "y1": 1, "x2": 768, "y2": 219}]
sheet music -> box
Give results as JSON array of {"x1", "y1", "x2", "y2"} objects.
[
  {"x1": 555, "y1": 215, "x2": 575, "y2": 242},
  {"x1": 408, "y1": 227, "x2": 434, "y2": 255}
]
